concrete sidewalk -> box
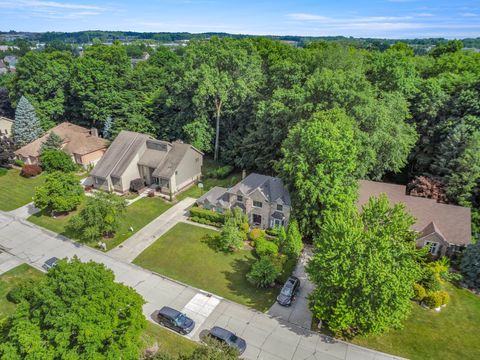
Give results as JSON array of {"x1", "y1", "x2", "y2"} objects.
[
  {"x1": 108, "y1": 197, "x2": 196, "y2": 262},
  {"x1": 7, "y1": 202, "x2": 40, "y2": 219},
  {"x1": 0, "y1": 252, "x2": 23, "y2": 275},
  {"x1": 0, "y1": 211, "x2": 404, "y2": 360}
]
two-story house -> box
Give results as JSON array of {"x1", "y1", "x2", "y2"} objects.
[{"x1": 196, "y1": 173, "x2": 291, "y2": 229}]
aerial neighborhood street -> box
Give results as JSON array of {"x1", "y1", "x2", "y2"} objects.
[{"x1": 1, "y1": 2, "x2": 480, "y2": 359}]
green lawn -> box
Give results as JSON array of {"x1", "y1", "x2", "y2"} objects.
[
  {"x1": 133, "y1": 222, "x2": 278, "y2": 311},
  {"x1": 28, "y1": 196, "x2": 172, "y2": 250},
  {"x1": 176, "y1": 158, "x2": 242, "y2": 201},
  {"x1": 351, "y1": 282, "x2": 480, "y2": 360},
  {"x1": 0, "y1": 263, "x2": 196, "y2": 357},
  {"x1": 0, "y1": 263, "x2": 43, "y2": 320},
  {"x1": 0, "y1": 169, "x2": 45, "y2": 211}
]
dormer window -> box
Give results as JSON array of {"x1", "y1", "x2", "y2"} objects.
[
  {"x1": 237, "y1": 195, "x2": 243, "y2": 202},
  {"x1": 277, "y1": 204, "x2": 283, "y2": 212}
]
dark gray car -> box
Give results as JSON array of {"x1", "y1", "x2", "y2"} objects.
[
  {"x1": 208, "y1": 326, "x2": 247, "y2": 355},
  {"x1": 276, "y1": 276, "x2": 300, "y2": 306},
  {"x1": 42, "y1": 257, "x2": 59, "y2": 271},
  {"x1": 157, "y1": 306, "x2": 195, "y2": 335}
]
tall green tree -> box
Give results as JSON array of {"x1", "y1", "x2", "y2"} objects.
[
  {"x1": 307, "y1": 196, "x2": 424, "y2": 337},
  {"x1": 33, "y1": 171, "x2": 83, "y2": 214},
  {"x1": 40, "y1": 149, "x2": 77, "y2": 173},
  {"x1": 283, "y1": 219, "x2": 303, "y2": 258},
  {"x1": 182, "y1": 38, "x2": 263, "y2": 160},
  {"x1": 276, "y1": 109, "x2": 358, "y2": 239},
  {"x1": 40, "y1": 131, "x2": 63, "y2": 152},
  {"x1": 0, "y1": 258, "x2": 146, "y2": 359},
  {"x1": 12, "y1": 96, "x2": 42, "y2": 147},
  {"x1": 460, "y1": 240, "x2": 480, "y2": 291}
]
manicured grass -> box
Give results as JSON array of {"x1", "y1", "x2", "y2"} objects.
[
  {"x1": 0, "y1": 263, "x2": 43, "y2": 320},
  {"x1": 0, "y1": 168, "x2": 45, "y2": 211},
  {"x1": 0, "y1": 264, "x2": 196, "y2": 357},
  {"x1": 28, "y1": 196, "x2": 173, "y2": 250},
  {"x1": 351, "y1": 282, "x2": 480, "y2": 360},
  {"x1": 133, "y1": 222, "x2": 278, "y2": 311},
  {"x1": 141, "y1": 322, "x2": 197, "y2": 357},
  {"x1": 176, "y1": 158, "x2": 241, "y2": 201}
]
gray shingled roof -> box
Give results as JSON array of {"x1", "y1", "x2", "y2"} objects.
[
  {"x1": 197, "y1": 186, "x2": 230, "y2": 207},
  {"x1": 153, "y1": 142, "x2": 191, "y2": 179},
  {"x1": 90, "y1": 131, "x2": 150, "y2": 179},
  {"x1": 227, "y1": 173, "x2": 291, "y2": 206}
]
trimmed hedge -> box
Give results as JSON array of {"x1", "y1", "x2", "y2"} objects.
[
  {"x1": 190, "y1": 216, "x2": 222, "y2": 228},
  {"x1": 190, "y1": 206, "x2": 226, "y2": 224},
  {"x1": 255, "y1": 238, "x2": 279, "y2": 258},
  {"x1": 21, "y1": 164, "x2": 42, "y2": 178},
  {"x1": 249, "y1": 228, "x2": 265, "y2": 241}
]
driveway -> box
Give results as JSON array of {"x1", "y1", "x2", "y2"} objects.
[
  {"x1": 108, "y1": 197, "x2": 196, "y2": 262},
  {"x1": 268, "y1": 245, "x2": 314, "y2": 330},
  {"x1": 0, "y1": 211, "x2": 403, "y2": 360}
]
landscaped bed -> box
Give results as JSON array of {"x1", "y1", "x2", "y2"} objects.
[
  {"x1": 0, "y1": 263, "x2": 196, "y2": 357},
  {"x1": 28, "y1": 196, "x2": 172, "y2": 250},
  {"x1": 133, "y1": 222, "x2": 283, "y2": 312},
  {"x1": 0, "y1": 168, "x2": 45, "y2": 211},
  {"x1": 351, "y1": 282, "x2": 480, "y2": 360}
]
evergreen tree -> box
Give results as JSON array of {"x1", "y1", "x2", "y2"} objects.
[
  {"x1": 40, "y1": 131, "x2": 63, "y2": 152},
  {"x1": 460, "y1": 241, "x2": 480, "y2": 291},
  {"x1": 103, "y1": 116, "x2": 113, "y2": 139},
  {"x1": 12, "y1": 96, "x2": 42, "y2": 147},
  {"x1": 283, "y1": 219, "x2": 303, "y2": 258}
]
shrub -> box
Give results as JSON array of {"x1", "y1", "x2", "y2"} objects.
[
  {"x1": 40, "y1": 149, "x2": 77, "y2": 173},
  {"x1": 214, "y1": 165, "x2": 234, "y2": 179},
  {"x1": 420, "y1": 266, "x2": 442, "y2": 292},
  {"x1": 247, "y1": 257, "x2": 280, "y2": 288},
  {"x1": 190, "y1": 206, "x2": 225, "y2": 224},
  {"x1": 14, "y1": 159, "x2": 24, "y2": 167},
  {"x1": 148, "y1": 190, "x2": 155, "y2": 197},
  {"x1": 240, "y1": 222, "x2": 250, "y2": 234},
  {"x1": 424, "y1": 291, "x2": 443, "y2": 308},
  {"x1": 21, "y1": 164, "x2": 42, "y2": 177},
  {"x1": 130, "y1": 178, "x2": 145, "y2": 193},
  {"x1": 439, "y1": 291, "x2": 450, "y2": 305},
  {"x1": 7, "y1": 280, "x2": 34, "y2": 304},
  {"x1": 413, "y1": 283, "x2": 426, "y2": 301},
  {"x1": 255, "y1": 237, "x2": 279, "y2": 258},
  {"x1": 249, "y1": 228, "x2": 265, "y2": 241},
  {"x1": 265, "y1": 228, "x2": 279, "y2": 237},
  {"x1": 216, "y1": 219, "x2": 244, "y2": 252}
]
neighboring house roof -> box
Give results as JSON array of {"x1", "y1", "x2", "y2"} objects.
[
  {"x1": 90, "y1": 130, "x2": 203, "y2": 180},
  {"x1": 0, "y1": 60, "x2": 6, "y2": 69},
  {"x1": 15, "y1": 122, "x2": 108, "y2": 158},
  {"x1": 358, "y1": 180, "x2": 471, "y2": 246},
  {"x1": 197, "y1": 186, "x2": 230, "y2": 208},
  {"x1": 0, "y1": 116, "x2": 13, "y2": 124},
  {"x1": 228, "y1": 173, "x2": 291, "y2": 206}
]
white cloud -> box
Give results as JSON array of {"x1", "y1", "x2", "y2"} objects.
[
  {"x1": 0, "y1": 0, "x2": 103, "y2": 10},
  {"x1": 461, "y1": 12, "x2": 478, "y2": 17}
]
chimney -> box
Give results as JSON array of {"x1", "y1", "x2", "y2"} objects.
[
  {"x1": 242, "y1": 169, "x2": 246, "y2": 180},
  {"x1": 90, "y1": 128, "x2": 98, "y2": 137}
]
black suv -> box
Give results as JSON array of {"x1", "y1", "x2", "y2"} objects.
[
  {"x1": 157, "y1": 306, "x2": 195, "y2": 335},
  {"x1": 208, "y1": 326, "x2": 247, "y2": 355},
  {"x1": 276, "y1": 276, "x2": 300, "y2": 306}
]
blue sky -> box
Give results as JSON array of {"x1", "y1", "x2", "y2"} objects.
[{"x1": 0, "y1": 0, "x2": 479, "y2": 38}]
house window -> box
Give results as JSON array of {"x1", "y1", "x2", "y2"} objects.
[
  {"x1": 276, "y1": 204, "x2": 283, "y2": 212},
  {"x1": 271, "y1": 218, "x2": 283, "y2": 227},
  {"x1": 237, "y1": 195, "x2": 243, "y2": 202},
  {"x1": 253, "y1": 201, "x2": 262, "y2": 208},
  {"x1": 425, "y1": 241, "x2": 439, "y2": 256},
  {"x1": 253, "y1": 214, "x2": 262, "y2": 225}
]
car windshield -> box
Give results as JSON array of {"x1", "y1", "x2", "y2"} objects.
[
  {"x1": 175, "y1": 314, "x2": 187, "y2": 326},
  {"x1": 228, "y1": 334, "x2": 238, "y2": 343},
  {"x1": 281, "y1": 285, "x2": 293, "y2": 296}
]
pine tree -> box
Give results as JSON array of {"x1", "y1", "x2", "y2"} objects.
[
  {"x1": 283, "y1": 219, "x2": 303, "y2": 258},
  {"x1": 460, "y1": 241, "x2": 480, "y2": 291},
  {"x1": 40, "y1": 131, "x2": 63, "y2": 152},
  {"x1": 12, "y1": 96, "x2": 42, "y2": 147},
  {"x1": 103, "y1": 116, "x2": 113, "y2": 140}
]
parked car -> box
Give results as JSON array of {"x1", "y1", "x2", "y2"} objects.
[
  {"x1": 157, "y1": 306, "x2": 195, "y2": 335},
  {"x1": 208, "y1": 326, "x2": 247, "y2": 355},
  {"x1": 276, "y1": 276, "x2": 300, "y2": 306},
  {"x1": 42, "y1": 257, "x2": 59, "y2": 271}
]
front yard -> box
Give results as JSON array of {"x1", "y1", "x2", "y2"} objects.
[
  {"x1": 351, "y1": 282, "x2": 480, "y2": 360},
  {"x1": 28, "y1": 196, "x2": 172, "y2": 250},
  {"x1": 133, "y1": 222, "x2": 279, "y2": 312},
  {"x1": 0, "y1": 169, "x2": 45, "y2": 211},
  {"x1": 0, "y1": 263, "x2": 196, "y2": 357}
]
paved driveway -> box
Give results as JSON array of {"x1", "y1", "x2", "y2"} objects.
[
  {"x1": 268, "y1": 246, "x2": 314, "y2": 330},
  {"x1": 0, "y1": 212, "x2": 403, "y2": 360}
]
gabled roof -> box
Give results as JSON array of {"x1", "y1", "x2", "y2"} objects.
[
  {"x1": 15, "y1": 122, "x2": 108, "y2": 158},
  {"x1": 358, "y1": 180, "x2": 471, "y2": 247},
  {"x1": 197, "y1": 186, "x2": 230, "y2": 208},
  {"x1": 227, "y1": 173, "x2": 291, "y2": 206}
]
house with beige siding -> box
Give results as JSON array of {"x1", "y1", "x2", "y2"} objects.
[
  {"x1": 0, "y1": 116, "x2": 13, "y2": 137},
  {"x1": 90, "y1": 130, "x2": 203, "y2": 194},
  {"x1": 196, "y1": 173, "x2": 291, "y2": 229},
  {"x1": 15, "y1": 122, "x2": 108, "y2": 168}
]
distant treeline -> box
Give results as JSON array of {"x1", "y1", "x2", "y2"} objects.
[{"x1": 1, "y1": 30, "x2": 479, "y2": 50}]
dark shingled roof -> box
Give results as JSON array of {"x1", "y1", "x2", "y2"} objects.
[
  {"x1": 358, "y1": 180, "x2": 471, "y2": 246},
  {"x1": 227, "y1": 173, "x2": 291, "y2": 206}
]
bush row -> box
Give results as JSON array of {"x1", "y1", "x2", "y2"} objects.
[
  {"x1": 190, "y1": 216, "x2": 222, "y2": 228},
  {"x1": 189, "y1": 206, "x2": 226, "y2": 224}
]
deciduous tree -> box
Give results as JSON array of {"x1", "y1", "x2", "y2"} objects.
[{"x1": 34, "y1": 171, "x2": 83, "y2": 214}]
